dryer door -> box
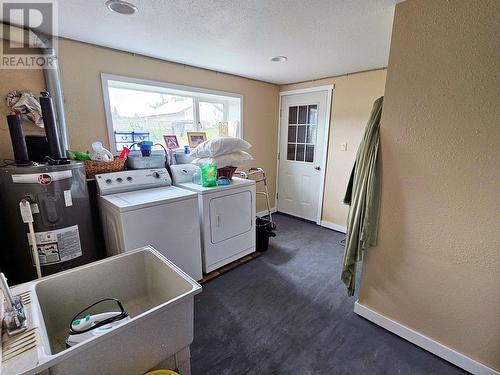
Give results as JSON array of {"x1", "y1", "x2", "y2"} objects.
[{"x1": 210, "y1": 191, "x2": 253, "y2": 244}]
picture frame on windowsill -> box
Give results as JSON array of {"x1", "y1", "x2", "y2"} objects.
[
  {"x1": 187, "y1": 132, "x2": 207, "y2": 148},
  {"x1": 163, "y1": 134, "x2": 180, "y2": 150}
]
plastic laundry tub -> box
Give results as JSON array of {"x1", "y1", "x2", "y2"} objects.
[{"x1": 2, "y1": 246, "x2": 201, "y2": 375}]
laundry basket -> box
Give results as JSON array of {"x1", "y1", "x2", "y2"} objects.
[
  {"x1": 217, "y1": 166, "x2": 238, "y2": 179},
  {"x1": 84, "y1": 158, "x2": 126, "y2": 179}
]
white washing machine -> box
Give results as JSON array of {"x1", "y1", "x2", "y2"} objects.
[
  {"x1": 96, "y1": 168, "x2": 203, "y2": 280},
  {"x1": 170, "y1": 165, "x2": 256, "y2": 273}
]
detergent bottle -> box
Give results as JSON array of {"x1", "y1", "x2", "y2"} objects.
[{"x1": 90, "y1": 141, "x2": 114, "y2": 162}]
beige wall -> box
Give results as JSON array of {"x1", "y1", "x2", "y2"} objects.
[
  {"x1": 280, "y1": 70, "x2": 387, "y2": 228},
  {"x1": 0, "y1": 59, "x2": 47, "y2": 161},
  {"x1": 358, "y1": 0, "x2": 500, "y2": 370},
  {"x1": 0, "y1": 39, "x2": 279, "y2": 212}
]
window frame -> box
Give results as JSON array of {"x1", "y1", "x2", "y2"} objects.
[{"x1": 101, "y1": 73, "x2": 244, "y2": 153}]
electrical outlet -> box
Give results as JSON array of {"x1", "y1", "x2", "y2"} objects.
[{"x1": 340, "y1": 143, "x2": 348, "y2": 151}]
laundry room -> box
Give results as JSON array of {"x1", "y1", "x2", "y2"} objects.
[{"x1": 0, "y1": 1, "x2": 498, "y2": 375}]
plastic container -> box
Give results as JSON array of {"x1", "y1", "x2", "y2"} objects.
[
  {"x1": 256, "y1": 217, "x2": 276, "y2": 252},
  {"x1": 217, "y1": 177, "x2": 231, "y2": 186},
  {"x1": 173, "y1": 149, "x2": 195, "y2": 164},
  {"x1": 127, "y1": 155, "x2": 165, "y2": 169},
  {"x1": 192, "y1": 172, "x2": 201, "y2": 185},
  {"x1": 140, "y1": 141, "x2": 154, "y2": 156}
]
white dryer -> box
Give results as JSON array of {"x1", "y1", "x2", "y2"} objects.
[
  {"x1": 170, "y1": 165, "x2": 256, "y2": 273},
  {"x1": 96, "y1": 168, "x2": 203, "y2": 280}
]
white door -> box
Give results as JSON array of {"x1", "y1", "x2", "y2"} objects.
[{"x1": 278, "y1": 90, "x2": 330, "y2": 223}]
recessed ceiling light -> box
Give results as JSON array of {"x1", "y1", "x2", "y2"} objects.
[
  {"x1": 271, "y1": 56, "x2": 288, "y2": 62},
  {"x1": 105, "y1": 0, "x2": 138, "y2": 15}
]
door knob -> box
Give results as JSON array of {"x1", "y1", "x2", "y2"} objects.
[{"x1": 315, "y1": 166, "x2": 321, "y2": 171}]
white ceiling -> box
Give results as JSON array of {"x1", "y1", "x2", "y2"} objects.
[{"x1": 59, "y1": 0, "x2": 395, "y2": 84}]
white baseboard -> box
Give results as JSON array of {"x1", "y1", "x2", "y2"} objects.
[
  {"x1": 354, "y1": 301, "x2": 499, "y2": 375},
  {"x1": 257, "y1": 207, "x2": 277, "y2": 218},
  {"x1": 320, "y1": 220, "x2": 347, "y2": 233}
]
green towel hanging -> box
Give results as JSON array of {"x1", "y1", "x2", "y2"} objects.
[{"x1": 342, "y1": 96, "x2": 383, "y2": 296}]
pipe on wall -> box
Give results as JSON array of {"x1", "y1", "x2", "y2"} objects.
[{"x1": 41, "y1": 47, "x2": 69, "y2": 155}]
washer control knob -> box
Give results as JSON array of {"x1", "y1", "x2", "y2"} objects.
[
  {"x1": 105, "y1": 179, "x2": 112, "y2": 184},
  {"x1": 116, "y1": 177, "x2": 123, "y2": 183},
  {"x1": 126, "y1": 176, "x2": 133, "y2": 182},
  {"x1": 152, "y1": 172, "x2": 160, "y2": 179}
]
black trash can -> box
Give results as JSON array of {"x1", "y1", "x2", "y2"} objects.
[{"x1": 256, "y1": 217, "x2": 276, "y2": 252}]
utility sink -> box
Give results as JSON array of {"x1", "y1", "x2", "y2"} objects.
[{"x1": 1, "y1": 247, "x2": 202, "y2": 375}]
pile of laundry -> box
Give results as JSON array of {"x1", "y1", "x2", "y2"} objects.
[
  {"x1": 190, "y1": 136, "x2": 253, "y2": 169},
  {"x1": 6, "y1": 91, "x2": 44, "y2": 127}
]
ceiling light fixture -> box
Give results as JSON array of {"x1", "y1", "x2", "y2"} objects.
[
  {"x1": 105, "y1": 0, "x2": 138, "y2": 15},
  {"x1": 271, "y1": 56, "x2": 288, "y2": 62}
]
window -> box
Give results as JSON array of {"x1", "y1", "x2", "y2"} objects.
[
  {"x1": 101, "y1": 74, "x2": 243, "y2": 152},
  {"x1": 287, "y1": 104, "x2": 318, "y2": 162}
]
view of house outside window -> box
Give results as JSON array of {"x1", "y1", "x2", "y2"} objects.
[{"x1": 103, "y1": 77, "x2": 242, "y2": 152}]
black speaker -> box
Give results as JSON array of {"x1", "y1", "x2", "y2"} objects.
[
  {"x1": 39, "y1": 93, "x2": 63, "y2": 160},
  {"x1": 25, "y1": 135, "x2": 51, "y2": 162},
  {"x1": 6, "y1": 114, "x2": 29, "y2": 164}
]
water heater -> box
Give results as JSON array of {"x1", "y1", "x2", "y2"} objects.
[{"x1": 0, "y1": 162, "x2": 100, "y2": 284}]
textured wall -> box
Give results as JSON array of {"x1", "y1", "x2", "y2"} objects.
[
  {"x1": 358, "y1": 0, "x2": 500, "y2": 370},
  {"x1": 280, "y1": 69, "x2": 387, "y2": 228}
]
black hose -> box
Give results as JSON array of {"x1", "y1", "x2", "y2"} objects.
[{"x1": 68, "y1": 298, "x2": 128, "y2": 335}]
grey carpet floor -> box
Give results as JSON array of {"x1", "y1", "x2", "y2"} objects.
[{"x1": 191, "y1": 213, "x2": 466, "y2": 375}]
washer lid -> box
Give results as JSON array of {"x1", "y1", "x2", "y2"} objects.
[
  {"x1": 100, "y1": 186, "x2": 197, "y2": 212},
  {"x1": 174, "y1": 177, "x2": 255, "y2": 195}
]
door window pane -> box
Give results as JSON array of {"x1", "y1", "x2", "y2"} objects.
[
  {"x1": 308, "y1": 105, "x2": 318, "y2": 124},
  {"x1": 298, "y1": 105, "x2": 308, "y2": 124},
  {"x1": 296, "y1": 144, "x2": 305, "y2": 162},
  {"x1": 306, "y1": 125, "x2": 316, "y2": 143},
  {"x1": 305, "y1": 145, "x2": 315, "y2": 162},
  {"x1": 287, "y1": 143, "x2": 296, "y2": 160},
  {"x1": 297, "y1": 125, "x2": 307, "y2": 143},
  {"x1": 288, "y1": 106, "x2": 298, "y2": 124},
  {"x1": 288, "y1": 125, "x2": 297, "y2": 142},
  {"x1": 285, "y1": 103, "x2": 318, "y2": 163}
]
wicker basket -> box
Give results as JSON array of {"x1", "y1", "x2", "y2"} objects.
[
  {"x1": 84, "y1": 158, "x2": 127, "y2": 179},
  {"x1": 217, "y1": 166, "x2": 238, "y2": 180}
]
